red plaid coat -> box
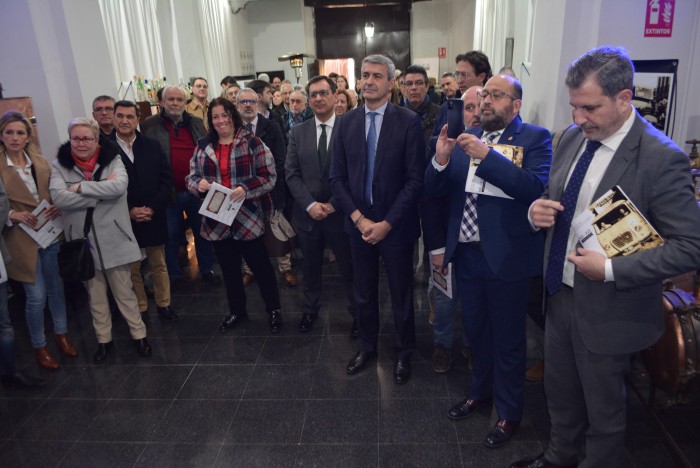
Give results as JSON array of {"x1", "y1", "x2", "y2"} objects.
[{"x1": 186, "y1": 127, "x2": 276, "y2": 241}]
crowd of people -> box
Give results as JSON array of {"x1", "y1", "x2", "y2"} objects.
[{"x1": 1, "y1": 45, "x2": 699, "y2": 468}]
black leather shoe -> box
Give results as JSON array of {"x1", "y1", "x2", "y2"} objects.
[
  {"x1": 201, "y1": 271, "x2": 221, "y2": 285},
  {"x1": 510, "y1": 453, "x2": 577, "y2": 468},
  {"x1": 157, "y1": 306, "x2": 178, "y2": 322},
  {"x1": 1, "y1": 372, "x2": 47, "y2": 390},
  {"x1": 393, "y1": 359, "x2": 412, "y2": 384},
  {"x1": 350, "y1": 319, "x2": 358, "y2": 339},
  {"x1": 94, "y1": 341, "x2": 115, "y2": 363},
  {"x1": 219, "y1": 313, "x2": 248, "y2": 332},
  {"x1": 134, "y1": 338, "x2": 152, "y2": 357},
  {"x1": 269, "y1": 310, "x2": 283, "y2": 333},
  {"x1": 447, "y1": 397, "x2": 493, "y2": 420},
  {"x1": 298, "y1": 313, "x2": 317, "y2": 333},
  {"x1": 483, "y1": 419, "x2": 519, "y2": 449},
  {"x1": 346, "y1": 351, "x2": 377, "y2": 375}
]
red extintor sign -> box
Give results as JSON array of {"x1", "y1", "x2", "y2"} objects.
[
  {"x1": 644, "y1": 0, "x2": 674, "y2": 37},
  {"x1": 438, "y1": 47, "x2": 446, "y2": 59}
]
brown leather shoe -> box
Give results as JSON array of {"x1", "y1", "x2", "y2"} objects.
[
  {"x1": 242, "y1": 273, "x2": 255, "y2": 286},
  {"x1": 526, "y1": 361, "x2": 545, "y2": 382},
  {"x1": 282, "y1": 270, "x2": 298, "y2": 287},
  {"x1": 34, "y1": 346, "x2": 59, "y2": 369},
  {"x1": 54, "y1": 333, "x2": 78, "y2": 357}
]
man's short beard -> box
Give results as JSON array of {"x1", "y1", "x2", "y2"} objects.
[
  {"x1": 480, "y1": 113, "x2": 507, "y2": 132},
  {"x1": 164, "y1": 109, "x2": 184, "y2": 121}
]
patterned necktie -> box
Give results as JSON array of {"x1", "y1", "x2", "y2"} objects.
[
  {"x1": 459, "y1": 131, "x2": 500, "y2": 242},
  {"x1": 365, "y1": 112, "x2": 377, "y2": 205},
  {"x1": 544, "y1": 139, "x2": 603, "y2": 295},
  {"x1": 318, "y1": 124, "x2": 327, "y2": 169},
  {"x1": 246, "y1": 122, "x2": 254, "y2": 133}
]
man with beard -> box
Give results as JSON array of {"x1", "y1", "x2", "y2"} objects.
[
  {"x1": 425, "y1": 74, "x2": 551, "y2": 448},
  {"x1": 403, "y1": 65, "x2": 440, "y2": 142},
  {"x1": 141, "y1": 85, "x2": 220, "y2": 287}
]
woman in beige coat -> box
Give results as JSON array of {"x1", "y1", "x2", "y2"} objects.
[{"x1": 0, "y1": 111, "x2": 77, "y2": 369}]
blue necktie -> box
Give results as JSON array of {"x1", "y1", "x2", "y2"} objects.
[
  {"x1": 318, "y1": 124, "x2": 327, "y2": 168},
  {"x1": 544, "y1": 139, "x2": 603, "y2": 295},
  {"x1": 365, "y1": 112, "x2": 378, "y2": 205},
  {"x1": 246, "y1": 123, "x2": 254, "y2": 133}
]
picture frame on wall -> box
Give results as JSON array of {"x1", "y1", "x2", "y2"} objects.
[{"x1": 632, "y1": 59, "x2": 678, "y2": 137}]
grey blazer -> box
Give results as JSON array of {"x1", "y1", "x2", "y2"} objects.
[
  {"x1": 285, "y1": 117, "x2": 342, "y2": 233},
  {"x1": 543, "y1": 112, "x2": 700, "y2": 355}
]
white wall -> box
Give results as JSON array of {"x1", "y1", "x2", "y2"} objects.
[{"x1": 411, "y1": 0, "x2": 450, "y2": 79}]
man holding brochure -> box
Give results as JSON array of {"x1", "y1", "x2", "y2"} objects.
[
  {"x1": 513, "y1": 47, "x2": 700, "y2": 468},
  {"x1": 425, "y1": 73, "x2": 551, "y2": 449}
]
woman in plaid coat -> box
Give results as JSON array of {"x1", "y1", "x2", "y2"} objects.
[{"x1": 186, "y1": 98, "x2": 284, "y2": 333}]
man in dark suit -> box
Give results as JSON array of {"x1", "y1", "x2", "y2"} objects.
[
  {"x1": 112, "y1": 100, "x2": 176, "y2": 321},
  {"x1": 285, "y1": 75, "x2": 355, "y2": 333},
  {"x1": 512, "y1": 47, "x2": 700, "y2": 468},
  {"x1": 330, "y1": 54, "x2": 425, "y2": 384},
  {"x1": 426, "y1": 74, "x2": 552, "y2": 448},
  {"x1": 236, "y1": 88, "x2": 298, "y2": 288}
]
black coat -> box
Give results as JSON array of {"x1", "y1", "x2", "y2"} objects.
[
  {"x1": 254, "y1": 114, "x2": 287, "y2": 211},
  {"x1": 111, "y1": 132, "x2": 173, "y2": 247}
]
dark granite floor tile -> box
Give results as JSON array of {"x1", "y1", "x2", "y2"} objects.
[
  {"x1": 243, "y1": 364, "x2": 315, "y2": 400},
  {"x1": 296, "y1": 443, "x2": 378, "y2": 467},
  {"x1": 0, "y1": 440, "x2": 73, "y2": 468},
  {"x1": 136, "y1": 337, "x2": 210, "y2": 365},
  {"x1": 316, "y1": 334, "x2": 361, "y2": 365},
  {"x1": 302, "y1": 399, "x2": 378, "y2": 444},
  {"x1": 378, "y1": 443, "x2": 462, "y2": 468},
  {"x1": 52, "y1": 365, "x2": 135, "y2": 399},
  {"x1": 257, "y1": 335, "x2": 323, "y2": 365},
  {"x1": 377, "y1": 362, "x2": 450, "y2": 400},
  {"x1": 150, "y1": 399, "x2": 236, "y2": 443},
  {"x1": 112, "y1": 365, "x2": 194, "y2": 399},
  {"x1": 199, "y1": 336, "x2": 266, "y2": 364},
  {"x1": 226, "y1": 399, "x2": 306, "y2": 444},
  {"x1": 177, "y1": 364, "x2": 253, "y2": 400},
  {"x1": 134, "y1": 442, "x2": 221, "y2": 467},
  {"x1": 14, "y1": 399, "x2": 103, "y2": 441},
  {"x1": 311, "y1": 362, "x2": 379, "y2": 399},
  {"x1": 58, "y1": 441, "x2": 146, "y2": 468},
  {"x1": 460, "y1": 440, "x2": 544, "y2": 468},
  {"x1": 378, "y1": 398, "x2": 457, "y2": 444},
  {"x1": 80, "y1": 399, "x2": 171, "y2": 441},
  {"x1": 0, "y1": 397, "x2": 45, "y2": 438},
  {"x1": 0, "y1": 366, "x2": 73, "y2": 400},
  {"x1": 184, "y1": 293, "x2": 230, "y2": 315},
  {"x1": 148, "y1": 314, "x2": 222, "y2": 338},
  {"x1": 215, "y1": 444, "x2": 299, "y2": 467},
  {"x1": 624, "y1": 440, "x2": 677, "y2": 467}
]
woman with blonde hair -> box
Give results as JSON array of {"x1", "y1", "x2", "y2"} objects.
[{"x1": 0, "y1": 111, "x2": 77, "y2": 369}]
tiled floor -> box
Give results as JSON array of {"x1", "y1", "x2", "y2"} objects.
[{"x1": 0, "y1": 253, "x2": 697, "y2": 467}]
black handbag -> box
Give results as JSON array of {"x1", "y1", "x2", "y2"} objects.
[{"x1": 57, "y1": 207, "x2": 95, "y2": 282}]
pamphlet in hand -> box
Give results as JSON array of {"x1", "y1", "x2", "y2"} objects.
[
  {"x1": 198, "y1": 182, "x2": 244, "y2": 226},
  {"x1": 432, "y1": 263, "x2": 453, "y2": 299},
  {"x1": 571, "y1": 185, "x2": 663, "y2": 258},
  {"x1": 20, "y1": 199, "x2": 64, "y2": 249},
  {"x1": 465, "y1": 144, "x2": 524, "y2": 199}
]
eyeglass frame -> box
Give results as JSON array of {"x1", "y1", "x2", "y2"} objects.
[
  {"x1": 477, "y1": 89, "x2": 519, "y2": 101},
  {"x1": 237, "y1": 99, "x2": 257, "y2": 106},
  {"x1": 70, "y1": 136, "x2": 97, "y2": 144},
  {"x1": 309, "y1": 90, "x2": 332, "y2": 98},
  {"x1": 403, "y1": 80, "x2": 426, "y2": 88}
]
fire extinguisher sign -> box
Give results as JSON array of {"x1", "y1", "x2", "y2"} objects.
[{"x1": 644, "y1": 0, "x2": 674, "y2": 37}]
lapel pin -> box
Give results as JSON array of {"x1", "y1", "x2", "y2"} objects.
[{"x1": 508, "y1": 136, "x2": 513, "y2": 141}]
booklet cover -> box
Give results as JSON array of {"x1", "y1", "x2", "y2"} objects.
[
  {"x1": 572, "y1": 185, "x2": 663, "y2": 257},
  {"x1": 465, "y1": 144, "x2": 524, "y2": 199},
  {"x1": 198, "y1": 182, "x2": 245, "y2": 226}
]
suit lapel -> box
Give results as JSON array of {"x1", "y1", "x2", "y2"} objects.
[
  {"x1": 374, "y1": 103, "x2": 393, "y2": 177},
  {"x1": 591, "y1": 115, "x2": 643, "y2": 200}
]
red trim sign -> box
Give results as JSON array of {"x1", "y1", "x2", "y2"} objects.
[
  {"x1": 438, "y1": 47, "x2": 446, "y2": 59},
  {"x1": 644, "y1": 0, "x2": 674, "y2": 37}
]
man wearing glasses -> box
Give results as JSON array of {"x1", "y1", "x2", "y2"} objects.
[
  {"x1": 92, "y1": 95, "x2": 116, "y2": 137},
  {"x1": 425, "y1": 73, "x2": 552, "y2": 448}
]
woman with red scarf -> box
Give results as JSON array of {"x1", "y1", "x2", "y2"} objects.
[
  {"x1": 50, "y1": 118, "x2": 152, "y2": 363},
  {"x1": 186, "y1": 98, "x2": 283, "y2": 333}
]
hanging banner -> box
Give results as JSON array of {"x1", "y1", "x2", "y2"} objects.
[{"x1": 644, "y1": 0, "x2": 675, "y2": 37}]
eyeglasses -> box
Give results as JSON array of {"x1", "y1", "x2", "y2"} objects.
[
  {"x1": 70, "y1": 137, "x2": 96, "y2": 144},
  {"x1": 238, "y1": 99, "x2": 257, "y2": 105},
  {"x1": 93, "y1": 106, "x2": 114, "y2": 113},
  {"x1": 453, "y1": 71, "x2": 472, "y2": 79},
  {"x1": 115, "y1": 113, "x2": 137, "y2": 120},
  {"x1": 309, "y1": 90, "x2": 332, "y2": 98},
  {"x1": 477, "y1": 90, "x2": 518, "y2": 101},
  {"x1": 403, "y1": 80, "x2": 426, "y2": 88}
]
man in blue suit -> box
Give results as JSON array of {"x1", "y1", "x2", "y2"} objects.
[
  {"x1": 425, "y1": 74, "x2": 552, "y2": 448},
  {"x1": 330, "y1": 54, "x2": 425, "y2": 384}
]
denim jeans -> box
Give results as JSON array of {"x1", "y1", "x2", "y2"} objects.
[
  {"x1": 432, "y1": 262, "x2": 468, "y2": 349},
  {"x1": 21, "y1": 242, "x2": 68, "y2": 348},
  {"x1": 165, "y1": 191, "x2": 215, "y2": 279},
  {"x1": 0, "y1": 282, "x2": 17, "y2": 376}
]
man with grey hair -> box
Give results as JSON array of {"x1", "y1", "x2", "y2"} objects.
[
  {"x1": 92, "y1": 95, "x2": 116, "y2": 136},
  {"x1": 236, "y1": 88, "x2": 297, "y2": 288},
  {"x1": 141, "y1": 85, "x2": 220, "y2": 288},
  {"x1": 283, "y1": 89, "x2": 312, "y2": 136},
  {"x1": 512, "y1": 46, "x2": 700, "y2": 467},
  {"x1": 330, "y1": 54, "x2": 424, "y2": 384}
]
